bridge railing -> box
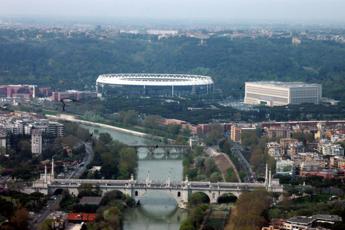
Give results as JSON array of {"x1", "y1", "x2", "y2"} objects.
[
  {"x1": 49, "y1": 178, "x2": 282, "y2": 193},
  {"x1": 53, "y1": 179, "x2": 132, "y2": 185}
]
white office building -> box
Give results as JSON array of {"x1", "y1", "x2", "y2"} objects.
[
  {"x1": 276, "y1": 159, "x2": 295, "y2": 175},
  {"x1": 244, "y1": 81, "x2": 322, "y2": 106},
  {"x1": 0, "y1": 128, "x2": 6, "y2": 155},
  {"x1": 267, "y1": 142, "x2": 283, "y2": 160},
  {"x1": 321, "y1": 143, "x2": 344, "y2": 156},
  {"x1": 31, "y1": 129, "x2": 43, "y2": 156}
]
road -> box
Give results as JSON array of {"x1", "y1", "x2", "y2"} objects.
[
  {"x1": 31, "y1": 142, "x2": 94, "y2": 229},
  {"x1": 30, "y1": 195, "x2": 62, "y2": 229},
  {"x1": 69, "y1": 142, "x2": 94, "y2": 179},
  {"x1": 230, "y1": 143, "x2": 255, "y2": 182},
  {"x1": 46, "y1": 114, "x2": 148, "y2": 137}
]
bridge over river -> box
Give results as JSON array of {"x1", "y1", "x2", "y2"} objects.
[
  {"x1": 130, "y1": 144, "x2": 190, "y2": 160},
  {"x1": 29, "y1": 161, "x2": 283, "y2": 208}
]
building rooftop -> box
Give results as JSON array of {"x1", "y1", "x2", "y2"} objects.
[
  {"x1": 67, "y1": 213, "x2": 96, "y2": 222},
  {"x1": 97, "y1": 73, "x2": 214, "y2": 86},
  {"x1": 246, "y1": 81, "x2": 321, "y2": 88},
  {"x1": 79, "y1": 196, "x2": 102, "y2": 206},
  {"x1": 287, "y1": 216, "x2": 314, "y2": 225},
  {"x1": 312, "y1": 214, "x2": 342, "y2": 222},
  {"x1": 287, "y1": 214, "x2": 342, "y2": 226}
]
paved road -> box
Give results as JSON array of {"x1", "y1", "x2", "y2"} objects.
[
  {"x1": 69, "y1": 142, "x2": 94, "y2": 179},
  {"x1": 31, "y1": 195, "x2": 62, "y2": 229},
  {"x1": 31, "y1": 142, "x2": 94, "y2": 229},
  {"x1": 47, "y1": 114, "x2": 148, "y2": 137},
  {"x1": 230, "y1": 143, "x2": 255, "y2": 182}
]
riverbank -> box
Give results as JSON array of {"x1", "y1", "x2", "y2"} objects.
[{"x1": 46, "y1": 114, "x2": 150, "y2": 138}]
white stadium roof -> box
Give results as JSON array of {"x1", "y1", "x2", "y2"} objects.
[{"x1": 96, "y1": 73, "x2": 214, "y2": 87}]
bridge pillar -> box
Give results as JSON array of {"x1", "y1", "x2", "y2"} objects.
[
  {"x1": 268, "y1": 169, "x2": 272, "y2": 190},
  {"x1": 176, "y1": 176, "x2": 190, "y2": 209},
  {"x1": 210, "y1": 191, "x2": 218, "y2": 204},
  {"x1": 128, "y1": 174, "x2": 136, "y2": 198},
  {"x1": 68, "y1": 188, "x2": 79, "y2": 196},
  {"x1": 51, "y1": 158, "x2": 55, "y2": 181},
  {"x1": 265, "y1": 164, "x2": 268, "y2": 188},
  {"x1": 165, "y1": 148, "x2": 169, "y2": 160},
  {"x1": 177, "y1": 189, "x2": 189, "y2": 209}
]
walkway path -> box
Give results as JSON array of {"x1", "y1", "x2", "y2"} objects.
[
  {"x1": 46, "y1": 114, "x2": 148, "y2": 137},
  {"x1": 206, "y1": 147, "x2": 242, "y2": 183}
]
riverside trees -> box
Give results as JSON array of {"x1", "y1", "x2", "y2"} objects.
[
  {"x1": 225, "y1": 190, "x2": 272, "y2": 230},
  {"x1": 87, "y1": 133, "x2": 137, "y2": 180}
]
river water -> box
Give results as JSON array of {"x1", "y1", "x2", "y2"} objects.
[{"x1": 81, "y1": 125, "x2": 187, "y2": 230}]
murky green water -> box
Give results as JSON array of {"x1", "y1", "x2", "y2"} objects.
[{"x1": 81, "y1": 124, "x2": 187, "y2": 230}]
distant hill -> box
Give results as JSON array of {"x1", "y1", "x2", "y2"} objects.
[{"x1": 0, "y1": 31, "x2": 345, "y2": 100}]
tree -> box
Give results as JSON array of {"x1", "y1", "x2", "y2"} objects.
[
  {"x1": 226, "y1": 168, "x2": 238, "y2": 182},
  {"x1": 38, "y1": 219, "x2": 54, "y2": 230},
  {"x1": 210, "y1": 171, "x2": 222, "y2": 182},
  {"x1": 99, "y1": 132, "x2": 112, "y2": 145},
  {"x1": 241, "y1": 130, "x2": 259, "y2": 148},
  {"x1": 78, "y1": 184, "x2": 100, "y2": 197},
  {"x1": 204, "y1": 158, "x2": 217, "y2": 176},
  {"x1": 189, "y1": 193, "x2": 210, "y2": 207},
  {"x1": 292, "y1": 132, "x2": 314, "y2": 145},
  {"x1": 118, "y1": 147, "x2": 137, "y2": 179},
  {"x1": 250, "y1": 148, "x2": 265, "y2": 174},
  {"x1": 100, "y1": 191, "x2": 124, "y2": 206},
  {"x1": 179, "y1": 219, "x2": 195, "y2": 230},
  {"x1": 76, "y1": 126, "x2": 91, "y2": 141},
  {"x1": 118, "y1": 110, "x2": 138, "y2": 125},
  {"x1": 204, "y1": 124, "x2": 223, "y2": 146},
  {"x1": 190, "y1": 205, "x2": 209, "y2": 228},
  {"x1": 94, "y1": 206, "x2": 122, "y2": 230},
  {"x1": 10, "y1": 207, "x2": 29, "y2": 230},
  {"x1": 0, "y1": 197, "x2": 14, "y2": 218},
  {"x1": 143, "y1": 115, "x2": 162, "y2": 129},
  {"x1": 225, "y1": 190, "x2": 272, "y2": 230}
]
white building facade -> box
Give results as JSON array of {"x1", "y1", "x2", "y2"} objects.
[
  {"x1": 244, "y1": 81, "x2": 322, "y2": 106},
  {"x1": 0, "y1": 129, "x2": 6, "y2": 154},
  {"x1": 321, "y1": 143, "x2": 344, "y2": 156},
  {"x1": 31, "y1": 129, "x2": 43, "y2": 155}
]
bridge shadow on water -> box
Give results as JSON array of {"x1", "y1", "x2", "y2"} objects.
[
  {"x1": 123, "y1": 190, "x2": 188, "y2": 229},
  {"x1": 124, "y1": 204, "x2": 187, "y2": 230},
  {"x1": 135, "y1": 191, "x2": 179, "y2": 219}
]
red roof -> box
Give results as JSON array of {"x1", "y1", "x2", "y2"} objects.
[{"x1": 67, "y1": 213, "x2": 96, "y2": 222}]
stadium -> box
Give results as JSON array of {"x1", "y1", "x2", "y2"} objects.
[{"x1": 96, "y1": 73, "x2": 214, "y2": 97}]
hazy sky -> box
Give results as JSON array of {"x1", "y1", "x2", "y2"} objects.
[{"x1": 1, "y1": 0, "x2": 345, "y2": 23}]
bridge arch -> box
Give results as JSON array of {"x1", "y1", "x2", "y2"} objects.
[
  {"x1": 53, "y1": 188, "x2": 64, "y2": 195},
  {"x1": 100, "y1": 187, "x2": 132, "y2": 198},
  {"x1": 100, "y1": 190, "x2": 129, "y2": 205},
  {"x1": 167, "y1": 148, "x2": 180, "y2": 159},
  {"x1": 152, "y1": 148, "x2": 165, "y2": 159},
  {"x1": 137, "y1": 147, "x2": 150, "y2": 160},
  {"x1": 217, "y1": 192, "x2": 238, "y2": 204},
  {"x1": 189, "y1": 191, "x2": 211, "y2": 205},
  {"x1": 133, "y1": 189, "x2": 189, "y2": 209}
]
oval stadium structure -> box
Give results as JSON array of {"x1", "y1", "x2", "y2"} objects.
[{"x1": 96, "y1": 73, "x2": 214, "y2": 97}]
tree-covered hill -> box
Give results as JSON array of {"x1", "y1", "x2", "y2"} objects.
[{"x1": 1, "y1": 30, "x2": 345, "y2": 99}]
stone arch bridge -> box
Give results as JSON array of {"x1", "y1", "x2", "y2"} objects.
[
  {"x1": 130, "y1": 144, "x2": 190, "y2": 160},
  {"x1": 30, "y1": 164, "x2": 282, "y2": 209}
]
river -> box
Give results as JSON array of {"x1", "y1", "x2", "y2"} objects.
[{"x1": 81, "y1": 124, "x2": 187, "y2": 230}]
